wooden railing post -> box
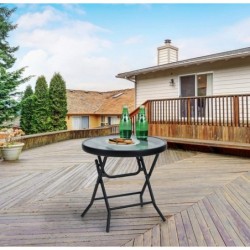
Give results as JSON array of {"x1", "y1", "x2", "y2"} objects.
[
  {"x1": 145, "y1": 101, "x2": 151, "y2": 135},
  {"x1": 145, "y1": 101, "x2": 150, "y2": 123},
  {"x1": 187, "y1": 99, "x2": 191, "y2": 124},
  {"x1": 233, "y1": 96, "x2": 240, "y2": 127}
]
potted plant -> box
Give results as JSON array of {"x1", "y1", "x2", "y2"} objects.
[{"x1": 0, "y1": 128, "x2": 25, "y2": 161}]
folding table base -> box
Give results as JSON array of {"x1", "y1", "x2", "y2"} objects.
[{"x1": 81, "y1": 154, "x2": 165, "y2": 232}]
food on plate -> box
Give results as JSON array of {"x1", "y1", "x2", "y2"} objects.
[{"x1": 108, "y1": 138, "x2": 134, "y2": 145}]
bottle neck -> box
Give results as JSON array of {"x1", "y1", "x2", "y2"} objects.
[
  {"x1": 122, "y1": 107, "x2": 129, "y2": 115},
  {"x1": 139, "y1": 108, "x2": 146, "y2": 117},
  {"x1": 121, "y1": 108, "x2": 130, "y2": 121}
]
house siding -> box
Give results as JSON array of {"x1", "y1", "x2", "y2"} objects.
[
  {"x1": 90, "y1": 116, "x2": 100, "y2": 128},
  {"x1": 158, "y1": 49, "x2": 168, "y2": 65},
  {"x1": 159, "y1": 51, "x2": 177, "y2": 64},
  {"x1": 213, "y1": 65, "x2": 250, "y2": 95},
  {"x1": 135, "y1": 58, "x2": 250, "y2": 107},
  {"x1": 158, "y1": 49, "x2": 178, "y2": 64},
  {"x1": 136, "y1": 77, "x2": 178, "y2": 107},
  {"x1": 158, "y1": 43, "x2": 178, "y2": 65}
]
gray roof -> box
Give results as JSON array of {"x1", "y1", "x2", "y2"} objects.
[{"x1": 116, "y1": 46, "x2": 250, "y2": 80}]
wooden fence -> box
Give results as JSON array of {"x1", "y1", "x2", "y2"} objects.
[{"x1": 130, "y1": 94, "x2": 250, "y2": 143}]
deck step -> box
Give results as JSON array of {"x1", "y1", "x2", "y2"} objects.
[{"x1": 162, "y1": 137, "x2": 250, "y2": 151}]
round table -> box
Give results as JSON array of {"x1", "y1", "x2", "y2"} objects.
[
  {"x1": 81, "y1": 135, "x2": 167, "y2": 232},
  {"x1": 82, "y1": 135, "x2": 166, "y2": 157}
]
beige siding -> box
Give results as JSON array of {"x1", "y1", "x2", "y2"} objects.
[
  {"x1": 169, "y1": 50, "x2": 178, "y2": 62},
  {"x1": 136, "y1": 76, "x2": 178, "y2": 107},
  {"x1": 89, "y1": 115, "x2": 100, "y2": 128},
  {"x1": 158, "y1": 49, "x2": 169, "y2": 65},
  {"x1": 66, "y1": 116, "x2": 71, "y2": 130},
  {"x1": 136, "y1": 62, "x2": 250, "y2": 107},
  {"x1": 213, "y1": 65, "x2": 250, "y2": 95},
  {"x1": 158, "y1": 47, "x2": 178, "y2": 65}
]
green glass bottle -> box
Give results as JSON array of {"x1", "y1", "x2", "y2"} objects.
[
  {"x1": 136, "y1": 105, "x2": 148, "y2": 141},
  {"x1": 119, "y1": 105, "x2": 132, "y2": 139}
]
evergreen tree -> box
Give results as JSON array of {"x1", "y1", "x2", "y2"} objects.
[
  {"x1": 49, "y1": 73, "x2": 67, "y2": 131},
  {"x1": 0, "y1": 5, "x2": 31, "y2": 127},
  {"x1": 22, "y1": 84, "x2": 33, "y2": 99},
  {"x1": 20, "y1": 95, "x2": 36, "y2": 134},
  {"x1": 20, "y1": 85, "x2": 34, "y2": 134},
  {"x1": 31, "y1": 76, "x2": 51, "y2": 133}
]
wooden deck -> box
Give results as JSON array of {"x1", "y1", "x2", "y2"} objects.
[{"x1": 0, "y1": 138, "x2": 249, "y2": 246}]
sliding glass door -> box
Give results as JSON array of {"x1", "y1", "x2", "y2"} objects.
[
  {"x1": 180, "y1": 75, "x2": 195, "y2": 117},
  {"x1": 180, "y1": 73, "x2": 213, "y2": 118}
]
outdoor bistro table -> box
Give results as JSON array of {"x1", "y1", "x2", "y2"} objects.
[{"x1": 81, "y1": 135, "x2": 167, "y2": 232}]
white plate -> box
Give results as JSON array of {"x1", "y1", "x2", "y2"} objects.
[{"x1": 106, "y1": 138, "x2": 140, "y2": 146}]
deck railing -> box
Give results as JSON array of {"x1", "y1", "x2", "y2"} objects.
[
  {"x1": 130, "y1": 94, "x2": 250, "y2": 143},
  {"x1": 131, "y1": 94, "x2": 250, "y2": 127}
]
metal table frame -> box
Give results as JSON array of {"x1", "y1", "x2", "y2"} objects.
[{"x1": 81, "y1": 136, "x2": 166, "y2": 232}]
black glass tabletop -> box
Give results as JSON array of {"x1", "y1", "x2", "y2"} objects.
[{"x1": 82, "y1": 135, "x2": 167, "y2": 157}]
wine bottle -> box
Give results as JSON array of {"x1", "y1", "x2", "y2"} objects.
[
  {"x1": 119, "y1": 105, "x2": 132, "y2": 139},
  {"x1": 136, "y1": 105, "x2": 148, "y2": 141}
]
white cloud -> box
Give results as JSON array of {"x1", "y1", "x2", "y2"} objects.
[
  {"x1": 123, "y1": 35, "x2": 144, "y2": 45},
  {"x1": 15, "y1": 6, "x2": 250, "y2": 94},
  {"x1": 223, "y1": 17, "x2": 250, "y2": 43},
  {"x1": 61, "y1": 4, "x2": 86, "y2": 16},
  {"x1": 17, "y1": 7, "x2": 62, "y2": 30},
  {"x1": 14, "y1": 7, "x2": 133, "y2": 92},
  {"x1": 175, "y1": 37, "x2": 216, "y2": 60},
  {"x1": 174, "y1": 17, "x2": 250, "y2": 61}
]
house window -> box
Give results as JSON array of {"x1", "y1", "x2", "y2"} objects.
[
  {"x1": 107, "y1": 116, "x2": 118, "y2": 125},
  {"x1": 72, "y1": 116, "x2": 89, "y2": 129},
  {"x1": 197, "y1": 73, "x2": 213, "y2": 96},
  {"x1": 180, "y1": 75, "x2": 196, "y2": 97},
  {"x1": 180, "y1": 73, "x2": 213, "y2": 97},
  {"x1": 101, "y1": 116, "x2": 106, "y2": 126},
  {"x1": 108, "y1": 117, "x2": 111, "y2": 125}
]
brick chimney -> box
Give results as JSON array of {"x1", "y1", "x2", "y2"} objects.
[{"x1": 157, "y1": 39, "x2": 178, "y2": 65}]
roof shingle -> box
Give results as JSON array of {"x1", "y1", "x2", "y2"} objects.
[{"x1": 66, "y1": 88, "x2": 135, "y2": 115}]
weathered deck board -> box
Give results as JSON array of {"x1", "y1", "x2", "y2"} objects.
[
  {"x1": 126, "y1": 174, "x2": 250, "y2": 246},
  {"x1": 0, "y1": 138, "x2": 249, "y2": 246},
  {"x1": 186, "y1": 206, "x2": 207, "y2": 246}
]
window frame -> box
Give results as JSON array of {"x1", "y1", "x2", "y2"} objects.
[{"x1": 178, "y1": 71, "x2": 213, "y2": 97}]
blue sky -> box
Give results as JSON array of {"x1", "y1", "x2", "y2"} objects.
[{"x1": 6, "y1": 3, "x2": 250, "y2": 91}]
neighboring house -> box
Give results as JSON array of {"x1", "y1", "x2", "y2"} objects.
[
  {"x1": 116, "y1": 39, "x2": 250, "y2": 107},
  {"x1": 66, "y1": 88, "x2": 135, "y2": 130}
]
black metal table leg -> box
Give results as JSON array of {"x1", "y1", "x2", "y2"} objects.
[
  {"x1": 81, "y1": 159, "x2": 101, "y2": 217},
  {"x1": 98, "y1": 156, "x2": 111, "y2": 232},
  {"x1": 137, "y1": 154, "x2": 159, "y2": 207},
  {"x1": 81, "y1": 156, "x2": 111, "y2": 232},
  {"x1": 138, "y1": 155, "x2": 166, "y2": 222},
  {"x1": 139, "y1": 154, "x2": 159, "y2": 200}
]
